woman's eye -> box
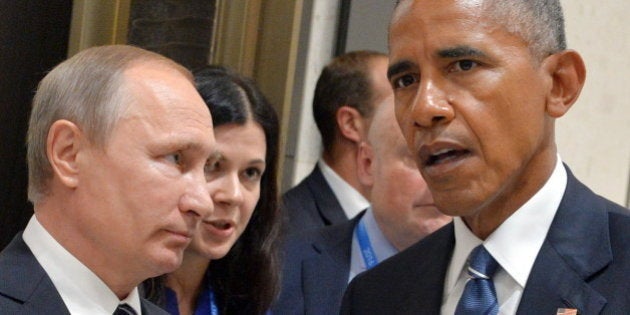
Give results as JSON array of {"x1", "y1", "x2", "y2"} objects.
[
  {"x1": 393, "y1": 74, "x2": 418, "y2": 89},
  {"x1": 451, "y1": 60, "x2": 477, "y2": 72},
  {"x1": 205, "y1": 159, "x2": 220, "y2": 173},
  {"x1": 243, "y1": 167, "x2": 263, "y2": 181}
]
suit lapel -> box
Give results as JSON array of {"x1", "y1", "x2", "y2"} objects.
[
  {"x1": 306, "y1": 166, "x2": 349, "y2": 225},
  {"x1": 302, "y1": 217, "x2": 358, "y2": 314},
  {"x1": 518, "y1": 167, "x2": 611, "y2": 314},
  {"x1": 398, "y1": 223, "x2": 455, "y2": 313},
  {"x1": 0, "y1": 234, "x2": 70, "y2": 314}
]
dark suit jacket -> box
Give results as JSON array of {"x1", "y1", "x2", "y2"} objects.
[
  {"x1": 0, "y1": 233, "x2": 168, "y2": 314},
  {"x1": 341, "y1": 167, "x2": 630, "y2": 314},
  {"x1": 282, "y1": 165, "x2": 348, "y2": 233},
  {"x1": 273, "y1": 213, "x2": 364, "y2": 315}
]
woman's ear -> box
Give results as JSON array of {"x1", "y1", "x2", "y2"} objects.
[
  {"x1": 543, "y1": 50, "x2": 586, "y2": 118},
  {"x1": 47, "y1": 120, "x2": 84, "y2": 189},
  {"x1": 357, "y1": 141, "x2": 375, "y2": 187}
]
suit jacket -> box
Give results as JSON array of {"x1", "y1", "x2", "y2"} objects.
[
  {"x1": 273, "y1": 213, "x2": 364, "y2": 315},
  {"x1": 0, "y1": 233, "x2": 168, "y2": 315},
  {"x1": 282, "y1": 165, "x2": 348, "y2": 233},
  {"x1": 341, "y1": 167, "x2": 630, "y2": 314}
]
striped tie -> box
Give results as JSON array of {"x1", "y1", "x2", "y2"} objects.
[
  {"x1": 455, "y1": 245, "x2": 499, "y2": 315},
  {"x1": 113, "y1": 303, "x2": 137, "y2": 315}
]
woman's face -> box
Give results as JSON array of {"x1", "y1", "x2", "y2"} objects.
[{"x1": 187, "y1": 120, "x2": 267, "y2": 260}]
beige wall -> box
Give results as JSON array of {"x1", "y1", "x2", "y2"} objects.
[{"x1": 558, "y1": 0, "x2": 630, "y2": 205}]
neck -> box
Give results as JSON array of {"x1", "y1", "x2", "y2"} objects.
[
  {"x1": 166, "y1": 252, "x2": 210, "y2": 315},
  {"x1": 463, "y1": 148, "x2": 558, "y2": 239},
  {"x1": 322, "y1": 145, "x2": 369, "y2": 198},
  {"x1": 35, "y1": 201, "x2": 140, "y2": 300}
]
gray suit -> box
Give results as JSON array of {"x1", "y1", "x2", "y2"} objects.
[
  {"x1": 273, "y1": 213, "x2": 364, "y2": 315},
  {"x1": 282, "y1": 165, "x2": 348, "y2": 233}
]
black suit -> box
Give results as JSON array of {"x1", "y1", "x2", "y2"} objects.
[
  {"x1": 273, "y1": 213, "x2": 364, "y2": 315},
  {"x1": 341, "y1": 167, "x2": 630, "y2": 314},
  {"x1": 0, "y1": 233, "x2": 168, "y2": 314},
  {"x1": 282, "y1": 165, "x2": 348, "y2": 233}
]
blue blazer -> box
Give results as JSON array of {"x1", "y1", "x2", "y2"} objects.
[
  {"x1": 282, "y1": 165, "x2": 348, "y2": 233},
  {"x1": 273, "y1": 213, "x2": 364, "y2": 315},
  {"x1": 0, "y1": 233, "x2": 168, "y2": 315},
  {"x1": 341, "y1": 167, "x2": 630, "y2": 314}
]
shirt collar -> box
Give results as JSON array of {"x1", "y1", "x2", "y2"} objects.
[
  {"x1": 318, "y1": 159, "x2": 370, "y2": 219},
  {"x1": 349, "y1": 207, "x2": 399, "y2": 280},
  {"x1": 23, "y1": 215, "x2": 142, "y2": 315},
  {"x1": 446, "y1": 156, "x2": 567, "y2": 291}
]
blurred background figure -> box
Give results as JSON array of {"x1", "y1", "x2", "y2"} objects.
[
  {"x1": 273, "y1": 92, "x2": 451, "y2": 315},
  {"x1": 282, "y1": 51, "x2": 391, "y2": 233}
]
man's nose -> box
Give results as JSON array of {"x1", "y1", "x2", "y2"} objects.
[
  {"x1": 410, "y1": 79, "x2": 455, "y2": 128},
  {"x1": 179, "y1": 172, "x2": 214, "y2": 221}
]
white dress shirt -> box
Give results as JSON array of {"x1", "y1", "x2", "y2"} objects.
[
  {"x1": 349, "y1": 207, "x2": 398, "y2": 281},
  {"x1": 318, "y1": 159, "x2": 370, "y2": 219},
  {"x1": 441, "y1": 157, "x2": 567, "y2": 315},
  {"x1": 23, "y1": 215, "x2": 142, "y2": 315}
]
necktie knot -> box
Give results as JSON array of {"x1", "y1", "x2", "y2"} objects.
[
  {"x1": 467, "y1": 245, "x2": 498, "y2": 280},
  {"x1": 113, "y1": 303, "x2": 137, "y2": 315},
  {"x1": 455, "y1": 245, "x2": 499, "y2": 315}
]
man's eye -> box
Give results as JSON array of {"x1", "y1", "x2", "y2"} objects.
[
  {"x1": 165, "y1": 152, "x2": 182, "y2": 165},
  {"x1": 393, "y1": 74, "x2": 418, "y2": 89},
  {"x1": 451, "y1": 60, "x2": 477, "y2": 72}
]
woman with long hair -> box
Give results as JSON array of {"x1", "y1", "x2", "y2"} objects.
[{"x1": 144, "y1": 65, "x2": 281, "y2": 315}]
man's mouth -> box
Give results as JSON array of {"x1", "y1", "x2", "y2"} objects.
[{"x1": 424, "y1": 148, "x2": 471, "y2": 166}]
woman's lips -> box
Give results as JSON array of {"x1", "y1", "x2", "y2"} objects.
[{"x1": 202, "y1": 219, "x2": 235, "y2": 238}]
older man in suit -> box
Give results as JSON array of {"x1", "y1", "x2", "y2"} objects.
[
  {"x1": 0, "y1": 45, "x2": 217, "y2": 314},
  {"x1": 273, "y1": 89, "x2": 451, "y2": 314},
  {"x1": 283, "y1": 51, "x2": 391, "y2": 233},
  {"x1": 341, "y1": 0, "x2": 630, "y2": 314}
]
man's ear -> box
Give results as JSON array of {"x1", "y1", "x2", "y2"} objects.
[
  {"x1": 336, "y1": 105, "x2": 366, "y2": 143},
  {"x1": 47, "y1": 120, "x2": 84, "y2": 189},
  {"x1": 543, "y1": 50, "x2": 586, "y2": 118},
  {"x1": 357, "y1": 141, "x2": 375, "y2": 187}
]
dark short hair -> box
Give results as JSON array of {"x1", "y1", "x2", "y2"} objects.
[{"x1": 313, "y1": 50, "x2": 387, "y2": 154}]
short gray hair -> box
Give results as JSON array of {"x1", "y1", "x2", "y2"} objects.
[
  {"x1": 393, "y1": 0, "x2": 567, "y2": 60},
  {"x1": 27, "y1": 45, "x2": 192, "y2": 203},
  {"x1": 483, "y1": 0, "x2": 566, "y2": 60}
]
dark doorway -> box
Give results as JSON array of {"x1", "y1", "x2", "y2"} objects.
[{"x1": 0, "y1": 1, "x2": 73, "y2": 249}]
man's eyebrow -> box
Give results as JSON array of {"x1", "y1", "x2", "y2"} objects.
[
  {"x1": 387, "y1": 60, "x2": 416, "y2": 80},
  {"x1": 437, "y1": 46, "x2": 487, "y2": 59}
]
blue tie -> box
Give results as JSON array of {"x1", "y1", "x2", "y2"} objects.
[{"x1": 455, "y1": 245, "x2": 499, "y2": 315}]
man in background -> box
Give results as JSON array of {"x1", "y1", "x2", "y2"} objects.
[
  {"x1": 274, "y1": 95, "x2": 451, "y2": 314},
  {"x1": 341, "y1": 1, "x2": 630, "y2": 314},
  {"x1": 0, "y1": 45, "x2": 217, "y2": 314},
  {"x1": 283, "y1": 50, "x2": 391, "y2": 233}
]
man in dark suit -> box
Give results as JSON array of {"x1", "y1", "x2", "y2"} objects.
[
  {"x1": 283, "y1": 51, "x2": 391, "y2": 233},
  {"x1": 273, "y1": 95, "x2": 451, "y2": 314},
  {"x1": 0, "y1": 45, "x2": 217, "y2": 314},
  {"x1": 341, "y1": 0, "x2": 630, "y2": 314}
]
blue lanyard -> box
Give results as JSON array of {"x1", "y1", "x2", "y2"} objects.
[
  {"x1": 208, "y1": 289, "x2": 219, "y2": 315},
  {"x1": 209, "y1": 289, "x2": 219, "y2": 315},
  {"x1": 355, "y1": 219, "x2": 378, "y2": 269}
]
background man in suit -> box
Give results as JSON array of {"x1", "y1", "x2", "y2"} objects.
[
  {"x1": 0, "y1": 45, "x2": 217, "y2": 314},
  {"x1": 342, "y1": 0, "x2": 630, "y2": 314},
  {"x1": 273, "y1": 93, "x2": 451, "y2": 314},
  {"x1": 283, "y1": 50, "x2": 391, "y2": 232}
]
